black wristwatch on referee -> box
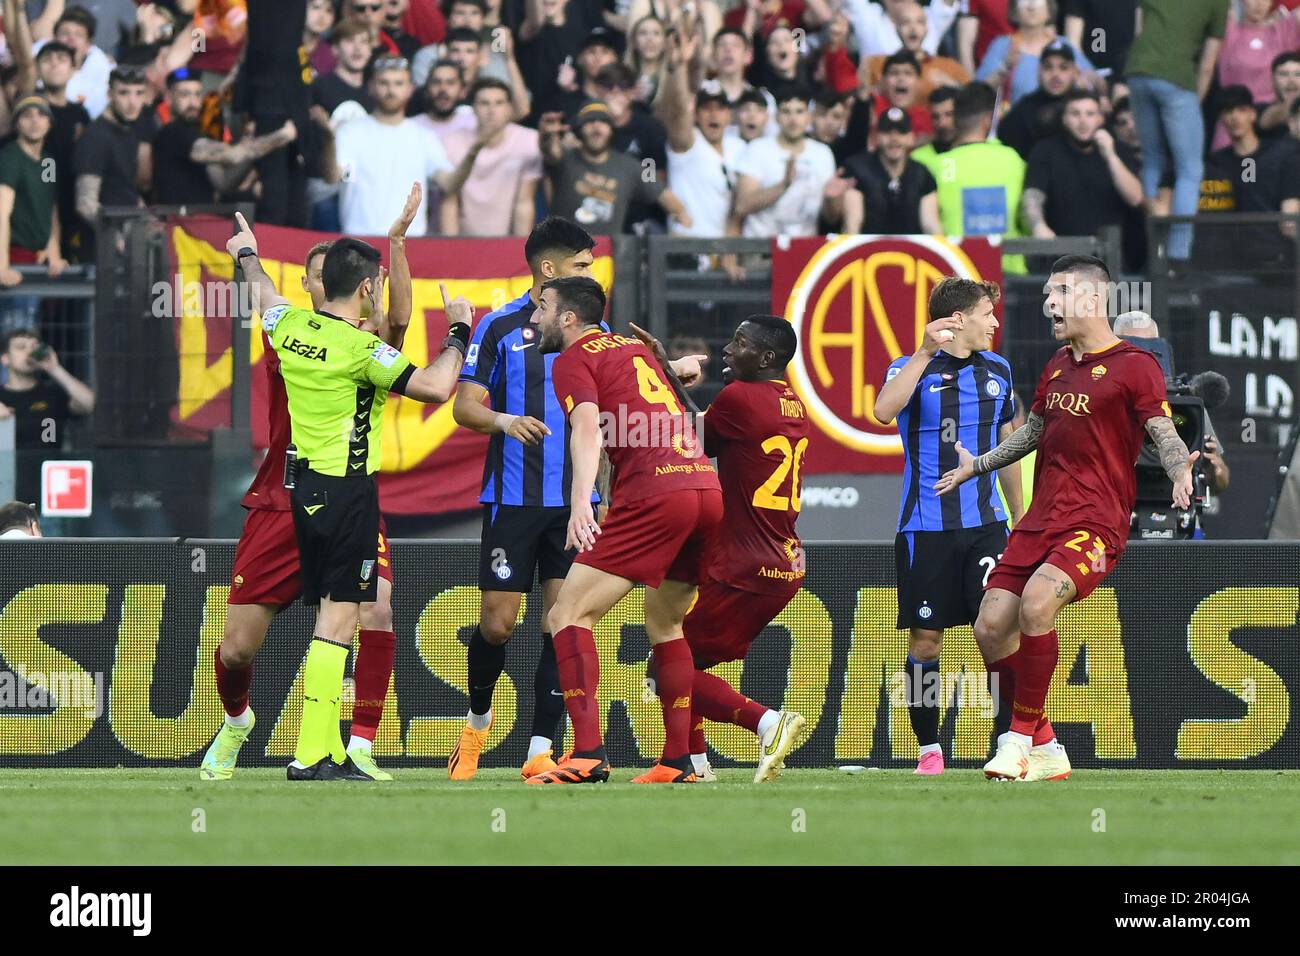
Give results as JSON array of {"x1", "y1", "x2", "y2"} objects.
[{"x1": 235, "y1": 246, "x2": 257, "y2": 264}]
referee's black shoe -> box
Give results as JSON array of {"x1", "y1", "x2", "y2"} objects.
[{"x1": 286, "y1": 756, "x2": 369, "y2": 781}]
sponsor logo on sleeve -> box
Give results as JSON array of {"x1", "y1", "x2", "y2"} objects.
[
  {"x1": 262, "y1": 304, "x2": 289, "y2": 334},
  {"x1": 372, "y1": 343, "x2": 402, "y2": 368}
]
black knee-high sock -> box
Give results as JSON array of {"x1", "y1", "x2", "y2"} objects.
[
  {"x1": 531, "y1": 632, "x2": 565, "y2": 740},
  {"x1": 905, "y1": 654, "x2": 941, "y2": 747},
  {"x1": 467, "y1": 626, "x2": 505, "y2": 717}
]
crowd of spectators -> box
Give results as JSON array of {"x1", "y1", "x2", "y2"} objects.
[{"x1": 0, "y1": 0, "x2": 1297, "y2": 294}]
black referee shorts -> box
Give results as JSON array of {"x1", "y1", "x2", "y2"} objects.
[
  {"x1": 291, "y1": 470, "x2": 381, "y2": 606},
  {"x1": 894, "y1": 522, "x2": 1009, "y2": 630},
  {"x1": 478, "y1": 505, "x2": 574, "y2": 592}
]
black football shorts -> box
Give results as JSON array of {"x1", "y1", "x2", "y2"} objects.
[
  {"x1": 291, "y1": 470, "x2": 382, "y2": 606},
  {"x1": 894, "y1": 522, "x2": 1009, "y2": 630}
]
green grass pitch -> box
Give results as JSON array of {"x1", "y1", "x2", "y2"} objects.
[{"x1": 2, "y1": 769, "x2": 1297, "y2": 865}]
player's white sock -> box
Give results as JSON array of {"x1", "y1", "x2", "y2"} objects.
[
  {"x1": 225, "y1": 706, "x2": 251, "y2": 729},
  {"x1": 1034, "y1": 737, "x2": 1062, "y2": 751},
  {"x1": 468, "y1": 709, "x2": 492, "y2": 731},
  {"x1": 919, "y1": 743, "x2": 942, "y2": 756},
  {"x1": 755, "y1": 710, "x2": 780, "y2": 739},
  {"x1": 690, "y1": 753, "x2": 710, "y2": 774},
  {"x1": 347, "y1": 735, "x2": 372, "y2": 752},
  {"x1": 527, "y1": 736, "x2": 553, "y2": 759},
  {"x1": 1008, "y1": 731, "x2": 1033, "y2": 749}
]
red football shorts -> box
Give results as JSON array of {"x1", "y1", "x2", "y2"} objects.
[
  {"x1": 683, "y1": 576, "x2": 800, "y2": 667},
  {"x1": 229, "y1": 508, "x2": 393, "y2": 606},
  {"x1": 986, "y1": 525, "x2": 1122, "y2": 602},
  {"x1": 575, "y1": 487, "x2": 723, "y2": 588}
]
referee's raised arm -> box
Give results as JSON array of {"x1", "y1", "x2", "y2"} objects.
[{"x1": 226, "y1": 212, "x2": 288, "y2": 314}]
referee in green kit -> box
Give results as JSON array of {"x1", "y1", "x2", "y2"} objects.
[{"x1": 226, "y1": 213, "x2": 472, "y2": 780}]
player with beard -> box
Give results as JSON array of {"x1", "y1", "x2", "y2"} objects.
[
  {"x1": 937, "y1": 255, "x2": 1195, "y2": 781},
  {"x1": 199, "y1": 184, "x2": 423, "y2": 783},
  {"x1": 527, "y1": 277, "x2": 718, "y2": 784},
  {"x1": 628, "y1": 317, "x2": 811, "y2": 784},
  {"x1": 152, "y1": 69, "x2": 298, "y2": 205}
]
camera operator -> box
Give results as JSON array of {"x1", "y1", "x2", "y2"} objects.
[
  {"x1": 1113, "y1": 310, "x2": 1229, "y2": 497},
  {"x1": 0, "y1": 328, "x2": 95, "y2": 502}
]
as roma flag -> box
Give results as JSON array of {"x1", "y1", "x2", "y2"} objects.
[
  {"x1": 164, "y1": 218, "x2": 613, "y2": 514},
  {"x1": 771, "y1": 236, "x2": 1003, "y2": 474}
]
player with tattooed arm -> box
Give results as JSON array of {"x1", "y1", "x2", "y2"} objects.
[{"x1": 936, "y1": 255, "x2": 1196, "y2": 782}]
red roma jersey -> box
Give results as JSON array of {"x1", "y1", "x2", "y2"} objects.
[
  {"x1": 551, "y1": 328, "x2": 719, "y2": 504},
  {"x1": 1020, "y1": 340, "x2": 1169, "y2": 544},
  {"x1": 704, "y1": 378, "x2": 810, "y2": 594},
  {"x1": 240, "y1": 333, "x2": 292, "y2": 512}
]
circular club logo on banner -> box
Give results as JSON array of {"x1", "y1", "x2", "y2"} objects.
[{"x1": 781, "y1": 236, "x2": 989, "y2": 455}]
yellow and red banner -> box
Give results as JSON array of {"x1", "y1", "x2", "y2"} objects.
[
  {"x1": 165, "y1": 218, "x2": 613, "y2": 514},
  {"x1": 772, "y1": 236, "x2": 1003, "y2": 473}
]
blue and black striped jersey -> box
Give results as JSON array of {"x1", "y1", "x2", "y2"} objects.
[
  {"x1": 888, "y1": 349, "x2": 1016, "y2": 532},
  {"x1": 459, "y1": 291, "x2": 601, "y2": 507}
]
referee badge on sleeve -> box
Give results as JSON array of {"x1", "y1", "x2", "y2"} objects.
[
  {"x1": 360, "y1": 560, "x2": 375, "y2": 581},
  {"x1": 371, "y1": 343, "x2": 402, "y2": 367},
  {"x1": 262, "y1": 304, "x2": 289, "y2": 334}
]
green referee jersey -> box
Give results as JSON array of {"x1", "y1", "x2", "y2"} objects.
[{"x1": 261, "y1": 303, "x2": 414, "y2": 477}]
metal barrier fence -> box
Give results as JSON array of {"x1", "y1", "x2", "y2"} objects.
[
  {"x1": 0, "y1": 539, "x2": 1296, "y2": 770},
  {"x1": 1, "y1": 212, "x2": 1296, "y2": 539}
]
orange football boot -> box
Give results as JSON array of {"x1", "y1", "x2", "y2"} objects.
[
  {"x1": 524, "y1": 750, "x2": 610, "y2": 784},
  {"x1": 520, "y1": 750, "x2": 559, "y2": 780},
  {"x1": 448, "y1": 716, "x2": 492, "y2": 780},
  {"x1": 631, "y1": 756, "x2": 697, "y2": 784}
]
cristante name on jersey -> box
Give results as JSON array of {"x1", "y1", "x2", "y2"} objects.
[{"x1": 580, "y1": 333, "x2": 640, "y2": 354}]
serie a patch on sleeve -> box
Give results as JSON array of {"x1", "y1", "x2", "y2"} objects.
[
  {"x1": 372, "y1": 343, "x2": 402, "y2": 367},
  {"x1": 262, "y1": 304, "x2": 290, "y2": 334}
]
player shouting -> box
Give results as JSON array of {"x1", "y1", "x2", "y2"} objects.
[
  {"x1": 629, "y1": 317, "x2": 811, "y2": 784},
  {"x1": 937, "y1": 255, "x2": 1196, "y2": 781},
  {"x1": 528, "y1": 276, "x2": 718, "y2": 785},
  {"x1": 200, "y1": 186, "x2": 422, "y2": 782},
  {"x1": 873, "y1": 278, "x2": 1023, "y2": 776},
  {"x1": 448, "y1": 218, "x2": 602, "y2": 782}
]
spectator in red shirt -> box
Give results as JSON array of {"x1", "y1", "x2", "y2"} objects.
[
  {"x1": 814, "y1": 12, "x2": 858, "y2": 95},
  {"x1": 724, "y1": 0, "x2": 825, "y2": 40},
  {"x1": 305, "y1": 0, "x2": 339, "y2": 76},
  {"x1": 871, "y1": 49, "x2": 934, "y2": 142},
  {"x1": 958, "y1": 0, "x2": 1012, "y2": 75},
  {"x1": 345, "y1": 0, "x2": 402, "y2": 57},
  {"x1": 401, "y1": 0, "x2": 448, "y2": 45},
  {"x1": 381, "y1": 0, "x2": 424, "y2": 59}
]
